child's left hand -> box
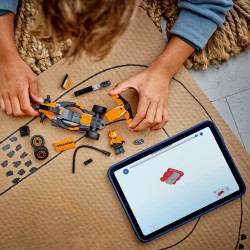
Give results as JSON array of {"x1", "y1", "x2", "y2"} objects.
[{"x1": 108, "y1": 61, "x2": 171, "y2": 132}]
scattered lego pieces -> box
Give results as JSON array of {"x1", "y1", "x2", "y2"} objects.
[
  {"x1": 30, "y1": 135, "x2": 45, "y2": 148},
  {"x1": 34, "y1": 146, "x2": 49, "y2": 160},
  {"x1": 54, "y1": 138, "x2": 75, "y2": 152},
  {"x1": 74, "y1": 80, "x2": 111, "y2": 97},
  {"x1": 72, "y1": 145, "x2": 111, "y2": 174},
  {"x1": 39, "y1": 95, "x2": 51, "y2": 123},
  {"x1": 19, "y1": 125, "x2": 30, "y2": 137},
  {"x1": 84, "y1": 158, "x2": 93, "y2": 165},
  {"x1": 241, "y1": 234, "x2": 246, "y2": 240},
  {"x1": 61, "y1": 74, "x2": 71, "y2": 90},
  {"x1": 134, "y1": 139, "x2": 144, "y2": 145},
  {"x1": 30, "y1": 135, "x2": 49, "y2": 160}
]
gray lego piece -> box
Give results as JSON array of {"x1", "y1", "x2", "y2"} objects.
[{"x1": 165, "y1": 172, "x2": 180, "y2": 184}]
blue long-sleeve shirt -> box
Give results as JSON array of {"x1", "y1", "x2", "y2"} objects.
[
  {"x1": 0, "y1": 0, "x2": 233, "y2": 49},
  {"x1": 0, "y1": 0, "x2": 19, "y2": 15}
]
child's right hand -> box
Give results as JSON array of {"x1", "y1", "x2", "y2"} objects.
[{"x1": 0, "y1": 54, "x2": 43, "y2": 116}]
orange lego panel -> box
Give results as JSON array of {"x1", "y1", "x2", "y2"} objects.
[
  {"x1": 124, "y1": 112, "x2": 133, "y2": 124},
  {"x1": 80, "y1": 113, "x2": 92, "y2": 126},
  {"x1": 41, "y1": 102, "x2": 57, "y2": 108},
  {"x1": 69, "y1": 127, "x2": 79, "y2": 131},
  {"x1": 76, "y1": 103, "x2": 84, "y2": 109},
  {"x1": 54, "y1": 138, "x2": 75, "y2": 152},
  {"x1": 62, "y1": 79, "x2": 71, "y2": 90},
  {"x1": 112, "y1": 95, "x2": 124, "y2": 106},
  {"x1": 105, "y1": 106, "x2": 125, "y2": 122}
]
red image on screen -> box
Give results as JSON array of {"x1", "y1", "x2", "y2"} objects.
[{"x1": 160, "y1": 168, "x2": 184, "y2": 185}]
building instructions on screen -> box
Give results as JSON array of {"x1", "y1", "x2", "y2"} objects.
[{"x1": 160, "y1": 168, "x2": 184, "y2": 185}]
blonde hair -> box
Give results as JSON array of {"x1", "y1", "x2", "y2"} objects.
[{"x1": 35, "y1": 0, "x2": 140, "y2": 59}]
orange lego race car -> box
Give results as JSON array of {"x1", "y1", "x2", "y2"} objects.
[{"x1": 35, "y1": 95, "x2": 107, "y2": 140}]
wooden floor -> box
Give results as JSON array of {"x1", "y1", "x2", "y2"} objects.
[{"x1": 161, "y1": 17, "x2": 250, "y2": 155}]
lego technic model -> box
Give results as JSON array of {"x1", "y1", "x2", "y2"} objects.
[
  {"x1": 35, "y1": 95, "x2": 107, "y2": 140},
  {"x1": 35, "y1": 94, "x2": 133, "y2": 141}
]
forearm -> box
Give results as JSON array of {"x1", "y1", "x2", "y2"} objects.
[
  {"x1": 171, "y1": 0, "x2": 233, "y2": 49},
  {"x1": 0, "y1": 12, "x2": 19, "y2": 58},
  {"x1": 150, "y1": 36, "x2": 195, "y2": 77}
]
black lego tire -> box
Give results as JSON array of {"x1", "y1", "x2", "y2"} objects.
[
  {"x1": 92, "y1": 105, "x2": 107, "y2": 115},
  {"x1": 85, "y1": 130, "x2": 100, "y2": 140},
  {"x1": 34, "y1": 146, "x2": 49, "y2": 160},
  {"x1": 30, "y1": 135, "x2": 45, "y2": 149}
]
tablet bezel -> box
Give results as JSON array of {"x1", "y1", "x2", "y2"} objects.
[{"x1": 108, "y1": 121, "x2": 246, "y2": 242}]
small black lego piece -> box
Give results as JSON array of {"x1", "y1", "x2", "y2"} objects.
[
  {"x1": 72, "y1": 145, "x2": 111, "y2": 173},
  {"x1": 19, "y1": 125, "x2": 30, "y2": 137},
  {"x1": 38, "y1": 95, "x2": 51, "y2": 123},
  {"x1": 134, "y1": 139, "x2": 144, "y2": 145},
  {"x1": 84, "y1": 158, "x2": 93, "y2": 165},
  {"x1": 74, "y1": 80, "x2": 111, "y2": 97},
  {"x1": 239, "y1": 243, "x2": 244, "y2": 249},
  {"x1": 241, "y1": 234, "x2": 246, "y2": 240}
]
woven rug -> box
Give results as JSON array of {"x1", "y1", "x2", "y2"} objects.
[{"x1": 14, "y1": 0, "x2": 250, "y2": 74}]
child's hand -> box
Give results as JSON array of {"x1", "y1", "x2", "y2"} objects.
[
  {"x1": 0, "y1": 54, "x2": 43, "y2": 116},
  {"x1": 109, "y1": 62, "x2": 170, "y2": 132},
  {"x1": 109, "y1": 36, "x2": 196, "y2": 132}
]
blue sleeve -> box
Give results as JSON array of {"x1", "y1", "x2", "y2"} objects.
[
  {"x1": 170, "y1": 0, "x2": 233, "y2": 49},
  {"x1": 0, "y1": 0, "x2": 19, "y2": 14}
]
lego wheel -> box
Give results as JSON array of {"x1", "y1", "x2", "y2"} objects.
[
  {"x1": 31, "y1": 135, "x2": 45, "y2": 148},
  {"x1": 92, "y1": 105, "x2": 107, "y2": 115},
  {"x1": 34, "y1": 146, "x2": 49, "y2": 160},
  {"x1": 85, "y1": 130, "x2": 100, "y2": 140}
]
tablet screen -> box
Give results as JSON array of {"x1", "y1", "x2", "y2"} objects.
[{"x1": 114, "y1": 127, "x2": 240, "y2": 236}]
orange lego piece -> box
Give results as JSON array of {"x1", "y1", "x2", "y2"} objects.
[
  {"x1": 109, "y1": 130, "x2": 125, "y2": 155},
  {"x1": 109, "y1": 130, "x2": 124, "y2": 145},
  {"x1": 105, "y1": 94, "x2": 133, "y2": 124},
  {"x1": 105, "y1": 106, "x2": 125, "y2": 123},
  {"x1": 54, "y1": 138, "x2": 75, "y2": 152},
  {"x1": 61, "y1": 74, "x2": 71, "y2": 90},
  {"x1": 80, "y1": 113, "x2": 92, "y2": 126}
]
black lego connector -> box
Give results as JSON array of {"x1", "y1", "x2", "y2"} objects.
[
  {"x1": 19, "y1": 125, "x2": 30, "y2": 137},
  {"x1": 84, "y1": 158, "x2": 93, "y2": 165},
  {"x1": 39, "y1": 95, "x2": 51, "y2": 123}
]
